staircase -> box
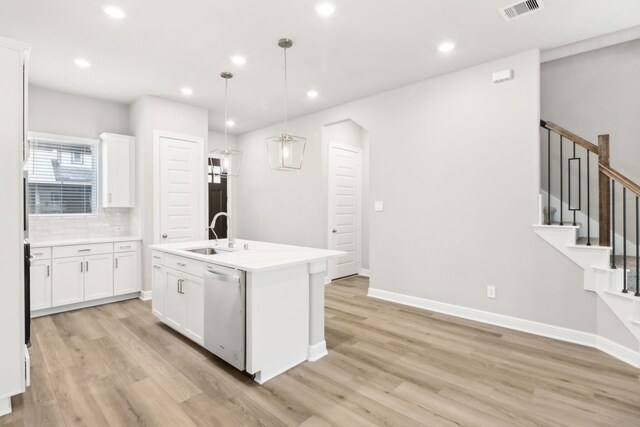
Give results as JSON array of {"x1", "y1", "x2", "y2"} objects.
[{"x1": 535, "y1": 121, "x2": 640, "y2": 366}]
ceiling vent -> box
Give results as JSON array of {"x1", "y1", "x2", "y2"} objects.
[{"x1": 499, "y1": 0, "x2": 544, "y2": 22}]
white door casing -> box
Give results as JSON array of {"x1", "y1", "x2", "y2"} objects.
[{"x1": 328, "y1": 144, "x2": 362, "y2": 280}]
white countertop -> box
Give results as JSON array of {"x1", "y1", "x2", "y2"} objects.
[
  {"x1": 150, "y1": 239, "x2": 344, "y2": 273},
  {"x1": 29, "y1": 236, "x2": 141, "y2": 248}
]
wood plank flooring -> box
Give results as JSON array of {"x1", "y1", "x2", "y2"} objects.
[{"x1": 2, "y1": 275, "x2": 640, "y2": 426}]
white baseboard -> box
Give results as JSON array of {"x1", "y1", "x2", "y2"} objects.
[
  {"x1": 324, "y1": 276, "x2": 331, "y2": 285},
  {"x1": 31, "y1": 293, "x2": 140, "y2": 318},
  {"x1": 307, "y1": 341, "x2": 328, "y2": 362},
  {"x1": 0, "y1": 397, "x2": 11, "y2": 417},
  {"x1": 139, "y1": 290, "x2": 152, "y2": 301},
  {"x1": 368, "y1": 288, "x2": 640, "y2": 369},
  {"x1": 359, "y1": 268, "x2": 370, "y2": 277}
]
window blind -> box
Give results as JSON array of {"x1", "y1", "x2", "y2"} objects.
[{"x1": 25, "y1": 138, "x2": 98, "y2": 215}]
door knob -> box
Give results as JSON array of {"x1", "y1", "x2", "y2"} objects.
[
  {"x1": 162, "y1": 234, "x2": 168, "y2": 239},
  {"x1": 332, "y1": 228, "x2": 337, "y2": 233}
]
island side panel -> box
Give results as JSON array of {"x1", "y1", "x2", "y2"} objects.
[
  {"x1": 245, "y1": 264, "x2": 310, "y2": 384},
  {"x1": 308, "y1": 260, "x2": 328, "y2": 361}
]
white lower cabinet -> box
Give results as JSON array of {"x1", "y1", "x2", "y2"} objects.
[
  {"x1": 114, "y1": 251, "x2": 139, "y2": 295},
  {"x1": 184, "y1": 274, "x2": 204, "y2": 344},
  {"x1": 151, "y1": 264, "x2": 166, "y2": 319},
  {"x1": 30, "y1": 260, "x2": 51, "y2": 310},
  {"x1": 164, "y1": 269, "x2": 185, "y2": 331},
  {"x1": 84, "y1": 254, "x2": 114, "y2": 301},
  {"x1": 158, "y1": 266, "x2": 204, "y2": 346},
  {"x1": 32, "y1": 240, "x2": 141, "y2": 314},
  {"x1": 52, "y1": 256, "x2": 85, "y2": 306}
]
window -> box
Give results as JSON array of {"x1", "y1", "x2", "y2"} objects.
[{"x1": 25, "y1": 136, "x2": 98, "y2": 215}]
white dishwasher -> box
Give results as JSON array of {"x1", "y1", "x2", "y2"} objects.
[{"x1": 203, "y1": 264, "x2": 246, "y2": 371}]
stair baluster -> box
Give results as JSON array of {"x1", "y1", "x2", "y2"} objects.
[{"x1": 622, "y1": 187, "x2": 627, "y2": 293}]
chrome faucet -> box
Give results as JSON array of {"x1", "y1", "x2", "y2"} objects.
[{"x1": 210, "y1": 212, "x2": 234, "y2": 248}]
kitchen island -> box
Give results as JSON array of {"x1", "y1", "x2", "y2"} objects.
[{"x1": 149, "y1": 239, "x2": 343, "y2": 384}]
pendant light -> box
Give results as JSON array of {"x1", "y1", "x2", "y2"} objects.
[
  {"x1": 266, "y1": 38, "x2": 307, "y2": 171},
  {"x1": 210, "y1": 72, "x2": 242, "y2": 178}
]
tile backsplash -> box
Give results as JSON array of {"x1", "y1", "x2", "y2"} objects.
[{"x1": 28, "y1": 208, "x2": 131, "y2": 242}]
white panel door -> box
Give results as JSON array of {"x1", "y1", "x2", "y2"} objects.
[
  {"x1": 84, "y1": 254, "x2": 114, "y2": 301},
  {"x1": 183, "y1": 274, "x2": 204, "y2": 345},
  {"x1": 52, "y1": 256, "x2": 85, "y2": 306},
  {"x1": 30, "y1": 260, "x2": 51, "y2": 311},
  {"x1": 159, "y1": 137, "x2": 200, "y2": 243},
  {"x1": 329, "y1": 145, "x2": 361, "y2": 279}
]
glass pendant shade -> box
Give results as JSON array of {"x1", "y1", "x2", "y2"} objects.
[
  {"x1": 266, "y1": 38, "x2": 307, "y2": 171},
  {"x1": 266, "y1": 133, "x2": 306, "y2": 171},
  {"x1": 209, "y1": 148, "x2": 242, "y2": 178}
]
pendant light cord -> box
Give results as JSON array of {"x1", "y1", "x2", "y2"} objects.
[
  {"x1": 224, "y1": 77, "x2": 229, "y2": 145},
  {"x1": 283, "y1": 45, "x2": 288, "y2": 133}
]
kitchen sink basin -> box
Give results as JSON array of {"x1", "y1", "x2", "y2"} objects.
[{"x1": 186, "y1": 247, "x2": 234, "y2": 255}]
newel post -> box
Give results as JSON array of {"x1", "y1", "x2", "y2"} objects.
[{"x1": 598, "y1": 135, "x2": 611, "y2": 246}]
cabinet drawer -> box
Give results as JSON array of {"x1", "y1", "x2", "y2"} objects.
[
  {"x1": 30, "y1": 247, "x2": 52, "y2": 260},
  {"x1": 53, "y1": 243, "x2": 114, "y2": 258},
  {"x1": 163, "y1": 254, "x2": 204, "y2": 277},
  {"x1": 114, "y1": 241, "x2": 139, "y2": 253}
]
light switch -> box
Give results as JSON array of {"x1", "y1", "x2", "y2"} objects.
[{"x1": 374, "y1": 201, "x2": 384, "y2": 212}]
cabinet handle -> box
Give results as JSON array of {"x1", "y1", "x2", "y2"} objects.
[
  {"x1": 80, "y1": 262, "x2": 84, "y2": 273},
  {"x1": 108, "y1": 193, "x2": 112, "y2": 203},
  {"x1": 119, "y1": 245, "x2": 132, "y2": 249},
  {"x1": 153, "y1": 265, "x2": 161, "y2": 269},
  {"x1": 78, "y1": 249, "x2": 91, "y2": 253},
  {"x1": 115, "y1": 258, "x2": 118, "y2": 268},
  {"x1": 47, "y1": 265, "x2": 50, "y2": 277},
  {"x1": 153, "y1": 255, "x2": 162, "y2": 260},
  {"x1": 177, "y1": 262, "x2": 187, "y2": 267},
  {"x1": 33, "y1": 252, "x2": 44, "y2": 256},
  {"x1": 86, "y1": 261, "x2": 89, "y2": 272}
]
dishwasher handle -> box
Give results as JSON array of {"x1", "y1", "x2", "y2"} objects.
[{"x1": 205, "y1": 268, "x2": 240, "y2": 283}]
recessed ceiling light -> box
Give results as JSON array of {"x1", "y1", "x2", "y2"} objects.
[
  {"x1": 180, "y1": 87, "x2": 193, "y2": 96},
  {"x1": 315, "y1": 2, "x2": 336, "y2": 16},
  {"x1": 73, "y1": 58, "x2": 91, "y2": 68},
  {"x1": 230, "y1": 55, "x2": 246, "y2": 65},
  {"x1": 306, "y1": 90, "x2": 319, "y2": 99},
  {"x1": 226, "y1": 120, "x2": 235, "y2": 127},
  {"x1": 103, "y1": 5, "x2": 126, "y2": 19},
  {"x1": 437, "y1": 41, "x2": 456, "y2": 53}
]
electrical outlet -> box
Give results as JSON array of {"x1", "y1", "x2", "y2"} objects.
[{"x1": 487, "y1": 285, "x2": 496, "y2": 299}]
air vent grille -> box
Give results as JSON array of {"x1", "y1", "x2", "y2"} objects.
[{"x1": 500, "y1": 0, "x2": 544, "y2": 22}]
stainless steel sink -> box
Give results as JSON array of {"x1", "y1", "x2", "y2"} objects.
[{"x1": 186, "y1": 247, "x2": 233, "y2": 255}]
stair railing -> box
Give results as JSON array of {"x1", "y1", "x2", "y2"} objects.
[{"x1": 540, "y1": 120, "x2": 639, "y2": 296}]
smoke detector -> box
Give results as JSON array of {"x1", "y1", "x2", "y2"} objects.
[{"x1": 499, "y1": 0, "x2": 544, "y2": 22}]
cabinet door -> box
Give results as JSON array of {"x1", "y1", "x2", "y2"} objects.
[
  {"x1": 52, "y1": 257, "x2": 85, "y2": 307},
  {"x1": 114, "y1": 251, "x2": 139, "y2": 295},
  {"x1": 151, "y1": 264, "x2": 166, "y2": 320},
  {"x1": 183, "y1": 275, "x2": 204, "y2": 345},
  {"x1": 102, "y1": 138, "x2": 132, "y2": 208},
  {"x1": 164, "y1": 269, "x2": 185, "y2": 331},
  {"x1": 30, "y1": 260, "x2": 52, "y2": 311},
  {"x1": 84, "y1": 254, "x2": 114, "y2": 301}
]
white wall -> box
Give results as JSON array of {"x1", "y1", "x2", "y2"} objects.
[
  {"x1": 323, "y1": 120, "x2": 370, "y2": 271},
  {"x1": 29, "y1": 85, "x2": 129, "y2": 137},
  {"x1": 236, "y1": 49, "x2": 604, "y2": 337},
  {"x1": 130, "y1": 96, "x2": 208, "y2": 291},
  {"x1": 28, "y1": 86, "x2": 133, "y2": 240}
]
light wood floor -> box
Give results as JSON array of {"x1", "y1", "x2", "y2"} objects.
[{"x1": 2, "y1": 276, "x2": 640, "y2": 426}]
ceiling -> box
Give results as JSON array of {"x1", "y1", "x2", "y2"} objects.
[{"x1": 1, "y1": 0, "x2": 640, "y2": 134}]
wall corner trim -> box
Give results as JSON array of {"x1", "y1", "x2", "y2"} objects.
[
  {"x1": 367, "y1": 287, "x2": 640, "y2": 368},
  {"x1": 139, "y1": 290, "x2": 153, "y2": 301}
]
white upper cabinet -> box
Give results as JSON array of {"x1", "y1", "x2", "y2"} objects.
[{"x1": 100, "y1": 133, "x2": 134, "y2": 208}]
